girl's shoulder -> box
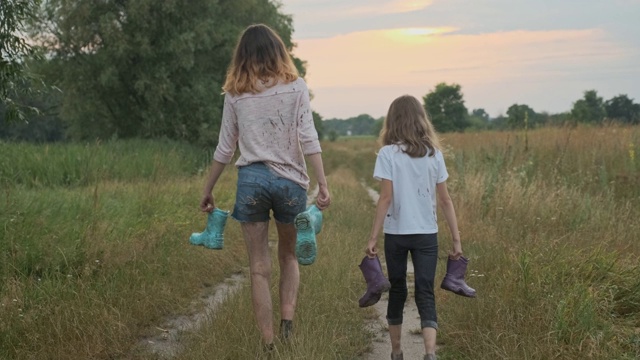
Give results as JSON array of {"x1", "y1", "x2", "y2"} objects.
[
  {"x1": 379, "y1": 143, "x2": 405, "y2": 154},
  {"x1": 256, "y1": 77, "x2": 307, "y2": 96},
  {"x1": 379, "y1": 144, "x2": 445, "y2": 161},
  {"x1": 225, "y1": 77, "x2": 307, "y2": 101},
  {"x1": 377, "y1": 144, "x2": 406, "y2": 161},
  {"x1": 278, "y1": 77, "x2": 307, "y2": 92},
  {"x1": 434, "y1": 148, "x2": 446, "y2": 161},
  {"x1": 377, "y1": 144, "x2": 395, "y2": 155}
]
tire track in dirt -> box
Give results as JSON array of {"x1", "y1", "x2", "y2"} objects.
[{"x1": 138, "y1": 273, "x2": 246, "y2": 358}]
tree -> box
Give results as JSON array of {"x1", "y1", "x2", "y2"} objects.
[
  {"x1": 350, "y1": 114, "x2": 376, "y2": 135},
  {"x1": 489, "y1": 114, "x2": 509, "y2": 131},
  {"x1": 371, "y1": 116, "x2": 384, "y2": 136},
  {"x1": 545, "y1": 112, "x2": 571, "y2": 127},
  {"x1": 322, "y1": 114, "x2": 377, "y2": 136},
  {"x1": 506, "y1": 104, "x2": 536, "y2": 129},
  {"x1": 471, "y1": 108, "x2": 489, "y2": 121},
  {"x1": 0, "y1": 80, "x2": 64, "y2": 142},
  {"x1": 467, "y1": 108, "x2": 490, "y2": 131},
  {"x1": 32, "y1": 0, "x2": 304, "y2": 143},
  {"x1": 604, "y1": 94, "x2": 640, "y2": 125},
  {"x1": 0, "y1": 0, "x2": 42, "y2": 122},
  {"x1": 571, "y1": 90, "x2": 605, "y2": 124},
  {"x1": 312, "y1": 110, "x2": 324, "y2": 140},
  {"x1": 423, "y1": 83, "x2": 469, "y2": 132},
  {"x1": 328, "y1": 130, "x2": 338, "y2": 142}
]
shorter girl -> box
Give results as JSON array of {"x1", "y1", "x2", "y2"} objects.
[{"x1": 365, "y1": 95, "x2": 463, "y2": 360}]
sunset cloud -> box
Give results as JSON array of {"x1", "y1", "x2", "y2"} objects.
[
  {"x1": 295, "y1": 27, "x2": 635, "y2": 117},
  {"x1": 349, "y1": 0, "x2": 434, "y2": 15},
  {"x1": 281, "y1": 0, "x2": 640, "y2": 118}
]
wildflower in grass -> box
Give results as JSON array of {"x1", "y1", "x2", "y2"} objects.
[{"x1": 629, "y1": 142, "x2": 635, "y2": 162}]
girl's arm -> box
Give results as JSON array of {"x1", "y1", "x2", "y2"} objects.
[
  {"x1": 436, "y1": 181, "x2": 462, "y2": 259},
  {"x1": 366, "y1": 179, "x2": 393, "y2": 257},
  {"x1": 306, "y1": 153, "x2": 331, "y2": 210},
  {"x1": 200, "y1": 160, "x2": 227, "y2": 212},
  {"x1": 200, "y1": 95, "x2": 236, "y2": 213}
]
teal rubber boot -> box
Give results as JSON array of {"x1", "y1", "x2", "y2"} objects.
[
  {"x1": 189, "y1": 208, "x2": 229, "y2": 249},
  {"x1": 294, "y1": 205, "x2": 323, "y2": 265}
]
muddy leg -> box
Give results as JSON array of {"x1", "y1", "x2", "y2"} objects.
[{"x1": 242, "y1": 221, "x2": 273, "y2": 345}]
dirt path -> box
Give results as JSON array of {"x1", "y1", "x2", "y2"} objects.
[
  {"x1": 139, "y1": 272, "x2": 246, "y2": 358},
  {"x1": 137, "y1": 183, "x2": 427, "y2": 359},
  {"x1": 136, "y1": 185, "x2": 321, "y2": 358},
  {"x1": 361, "y1": 184, "x2": 429, "y2": 360}
]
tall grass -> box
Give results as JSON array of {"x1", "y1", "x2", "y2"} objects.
[
  {"x1": 442, "y1": 125, "x2": 640, "y2": 199},
  {"x1": 325, "y1": 125, "x2": 640, "y2": 359},
  {"x1": 2, "y1": 125, "x2": 639, "y2": 359},
  {"x1": 0, "y1": 139, "x2": 210, "y2": 188},
  {"x1": 0, "y1": 140, "x2": 242, "y2": 359},
  {"x1": 439, "y1": 127, "x2": 640, "y2": 359}
]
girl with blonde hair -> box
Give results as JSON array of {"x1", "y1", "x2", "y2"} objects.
[
  {"x1": 365, "y1": 95, "x2": 463, "y2": 360},
  {"x1": 199, "y1": 24, "x2": 331, "y2": 350}
]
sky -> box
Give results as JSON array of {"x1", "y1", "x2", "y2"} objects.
[{"x1": 280, "y1": 0, "x2": 640, "y2": 119}]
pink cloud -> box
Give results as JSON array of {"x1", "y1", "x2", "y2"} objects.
[
  {"x1": 294, "y1": 27, "x2": 631, "y2": 117},
  {"x1": 297, "y1": 28, "x2": 623, "y2": 86}
]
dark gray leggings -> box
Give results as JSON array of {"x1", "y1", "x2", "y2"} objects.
[{"x1": 384, "y1": 233, "x2": 438, "y2": 329}]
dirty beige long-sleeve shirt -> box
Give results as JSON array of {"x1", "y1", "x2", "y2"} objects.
[{"x1": 213, "y1": 77, "x2": 321, "y2": 190}]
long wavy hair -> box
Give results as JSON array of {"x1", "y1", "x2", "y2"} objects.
[
  {"x1": 222, "y1": 24, "x2": 299, "y2": 95},
  {"x1": 379, "y1": 95, "x2": 441, "y2": 157}
]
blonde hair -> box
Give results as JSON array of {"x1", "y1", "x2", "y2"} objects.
[
  {"x1": 379, "y1": 95, "x2": 441, "y2": 157},
  {"x1": 222, "y1": 24, "x2": 299, "y2": 95}
]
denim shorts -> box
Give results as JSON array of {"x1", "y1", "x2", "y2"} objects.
[{"x1": 232, "y1": 162, "x2": 307, "y2": 224}]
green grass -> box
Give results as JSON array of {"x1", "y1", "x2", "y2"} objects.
[
  {"x1": 0, "y1": 141, "x2": 243, "y2": 359},
  {"x1": 1, "y1": 125, "x2": 640, "y2": 359},
  {"x1": 0, "y1": 139, "x2": 210, "y2": 188}
]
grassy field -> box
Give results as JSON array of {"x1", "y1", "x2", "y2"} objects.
[{"x1": 1, "y1": 125, "x2": 639, "y2": 359}]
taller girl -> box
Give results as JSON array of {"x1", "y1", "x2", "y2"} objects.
[
  {"x1": 365, "y1": 95, "x2": 463, "y2": 360},
  {"x1": 199, "y1": 24, "x2": 331, "y2": 348}
]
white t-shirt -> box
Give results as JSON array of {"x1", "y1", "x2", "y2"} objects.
[{"x1": 373, "y1": 144, "x2": 449, "y2": 235}]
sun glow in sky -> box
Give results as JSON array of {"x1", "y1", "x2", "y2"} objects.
[
  {"x1": 281, "y1": 0, "x2": 640, "y2": 119},
  {"x1": 387, "y1": 27, "x2": 458, "y2": 41},
  {"x1": 397, "y1": 27, "x2": 453, "y2": 36}
]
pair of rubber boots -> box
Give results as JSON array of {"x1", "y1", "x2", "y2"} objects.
[
  {"x1": 294, "y1": 205, "x2": 323, "y2": 265},
  {"x1": 358, "y1": 256, "x2": 391, "y2": 307},
  {"x1": 189, "y1": 208, "x2": 230, "y2": 249},
  {"x1": 440, "y1": 256, "x2": 476, "y2": 297}
]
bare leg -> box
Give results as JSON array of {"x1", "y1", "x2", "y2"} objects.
[
  {"x1": 423, "y1": 327, "x2": 437, "y2": 355},
  {"x1": 242, "y1": 221, "x2": 273, "y2": 344},
  {"x1": 389, "y1": 324, "x2": 402, "y2": 356},
  {"x1": 275, "y1": 221, "x2": 299, "y2": 321}
]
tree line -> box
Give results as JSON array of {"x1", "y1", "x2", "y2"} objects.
[
  {"x1": 323, "y1": 83, "x2": 640, "y2": 139},
  {"x1": 2, "y1": 1, "x2": 638, "y2": 143}
]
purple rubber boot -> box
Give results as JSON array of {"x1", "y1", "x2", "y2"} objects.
[
  {"x1": 440, "y1": 256, "x2": 476, "y2": 298},
  {"x1": 359, "y1": 256, "x2": 391, "y2": 308}
]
